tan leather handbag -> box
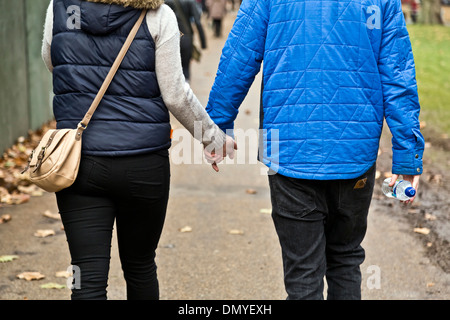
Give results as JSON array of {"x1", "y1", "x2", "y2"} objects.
[{"x1": 22, "y1": 10, "x2": 147, "y2": 193}]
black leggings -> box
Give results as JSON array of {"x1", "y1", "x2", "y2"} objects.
[{"x1": 56, "y1": 152, "x2": 170, "y2": 300}]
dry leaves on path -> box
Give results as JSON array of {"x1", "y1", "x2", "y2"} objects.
[
  {"x1": 40, "y1": 282, "x2": 66, "y2": 289},
  {"x1": 17, "y1": 271, "x2": 45, "y2": 281},
  {"x1": 179, "y1": 226, "x2": 192, "y2": 233},
  {"x1": 0, "y1": 190, "x2": 30, "y2": 205},
  {"x1": 17, "y1": 185, "x2": 44, "y2": 197},
  {"x1": 0, "y1": 255, "x2": 19, "y2": 263},
  {"x1": 0, "y1": 214, "x2": 11, "y2": 224},
  {"x1": 413, "y1": 227, "x2": 430, "y2": 235},
  {"x1": 0, "y1": 121, "x2": 55, "y2": 206},
  {"x1": 260, "y1": 208, "x2": 272, "y2": 214},
  {"x1": 55, "y1": 270, "x2": 71, "y2": 278},
  {"x1": 42, "y1": 210, "x2": 60, "y2": 220},
  {"x1": 34, "y1": 229, "x2": 55, "y2": 238}
]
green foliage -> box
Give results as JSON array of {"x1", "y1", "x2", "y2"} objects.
[{"x1": 408, "y1": 25, "x2": 450, "y2": 135}]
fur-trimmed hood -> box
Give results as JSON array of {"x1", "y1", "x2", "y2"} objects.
[
  {"x1": 76, "y1": 0, "x2": 163, "y2": 35},
  {"x1": 84, "y1": 0, "x2": 164, "y2": 10}
]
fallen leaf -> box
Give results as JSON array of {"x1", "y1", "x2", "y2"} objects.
[
  {"x1": 260, "y1": 208, "x2": 272, "y2": 214},
  {"x1": 228, "y1": 229, "x2": 244, "y2": 235},
  {"x1": 0, "y1": 255, "x2": 19, "y2": 263},
  {"x1": 17, "y1": 272, "x2": 45, "y2": 281},
  {"x1": 375, "y1": 170, "x2": 381, "y2": 179},
  {"x1": 413, "y1": 227, "x2": 430, "y2": 235},
  {"x1": 40, "y1": 282, "x2": 66, "y2": 289},
  {"x1": 179, "y1": 226, "x2": 192, "y2": 233},
  {"x1": 0, "y1": 214, "x2": 11, "y2": 224},
  {"x1": 43, "y1": 210, "x2": 60, "y2": 220},
  {"x1": 17, "y1": 185, "x2": 44, "y2": 196},
  {"x1": 8, "y1": 193, "x2": 30, "y2": 205},
  {"x1": 246, "y1": 189, "x2": 257, "y2": 195},
  {"x1": 4, "y1": 161, "x2": 15, "y2": 168},
  {"x1": 428, "y1": 174, "x2": 442, "y2": 185},
  {"x1": 55, "y1": 271, "x2": 71, "y2": 278},
  {"x1": 426, "y1": 242, "x2": 433, "y2": 247},
  {"x1": 424, "y1": 213, "x2": 437, "y2": 221},
  {"x1": 426, "y1": 282, "x2": 435, "y2": 288},
  {"x1": 34, "y1": 229, "x2": 55, "y2": 238},
  {"x1": 0, "y1": 187, "x2": 11, "y2": 204},
  {"x1": 407, "y1": 208, "x2": 421, "y2": 214}
]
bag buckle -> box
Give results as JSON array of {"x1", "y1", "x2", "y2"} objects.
[
  {"x1": 33, "y1": 147, "x2": 47, "y2": 173},
  {"x1": 21, "y1": 149, "x2": 34, "y2": 174},
  {"x1": 76, "y1": 122, "x2": 87, "y2": 141}
]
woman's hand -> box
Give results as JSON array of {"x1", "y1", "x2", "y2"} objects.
[{"x1": 204, "y1": 135, "x2": 237, "y2": 172}]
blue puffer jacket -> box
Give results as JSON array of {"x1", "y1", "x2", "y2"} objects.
[
  {"x1": 52, "y1": 0, "x2": 171, "y2": 156},
  {"x1": 206, "y1": 0, "x2": 425, "y2": 180}
]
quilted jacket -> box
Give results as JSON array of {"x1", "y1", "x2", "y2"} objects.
[
  {"x1": 52, "y1": 0, "x2": 171, "y2": 156},
  {"x1": 206, "y1": 0, "x2": 425, "y2": 180}
]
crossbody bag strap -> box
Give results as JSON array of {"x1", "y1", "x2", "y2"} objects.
[{"x1": 76, "y1": 9, "x2": 148, "y2": 139}]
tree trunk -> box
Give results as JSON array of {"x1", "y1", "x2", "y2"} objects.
[{"x1": 421, "y1": 0, "x2": 443, "y2": 24}]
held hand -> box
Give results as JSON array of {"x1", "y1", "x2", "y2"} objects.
[
  {"x1": 389, "y1": 174, "x2": 420, "y2": 204},
  {"x1": 204, "y1": 135, "x2": 237, "y2": 172}
]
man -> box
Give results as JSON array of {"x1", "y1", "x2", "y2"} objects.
[{"x1": 204, "y1": 0, "x2": 424, "y2": 299}]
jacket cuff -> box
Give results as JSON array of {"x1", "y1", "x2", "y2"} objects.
[
  {"x1": 217, "y1": 122, "x2": 235, "y2": 139},
  {"x1": 392, "y1": 148, "x2": 423, "y2": 175}
]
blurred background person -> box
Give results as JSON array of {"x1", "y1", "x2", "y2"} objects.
[
  {"x1": 166, "y1": 0, "x2": 207, "y2": 82},
  {"x1": 228, "y1": 0, "x2": 241, "y2": 11},
  {"x1": 207, "y1": 0, "x2": 227, "y2": 38}
]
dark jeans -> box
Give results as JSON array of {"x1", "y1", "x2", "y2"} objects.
[
  {"x1": 268, "y1": 164, "x2": 376, "y2": 300},
  {"x1": 56, "y1": 152, "x2": 170, "y2": 300}
]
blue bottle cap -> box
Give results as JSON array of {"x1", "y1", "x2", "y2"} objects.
[{"x1": 405, "y1": 187, "x2": 416, "y2": 198}]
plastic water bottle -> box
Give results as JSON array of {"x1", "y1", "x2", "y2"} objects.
[{"x1": 382, "y1": 177, "x2": 416, "y2": 201}]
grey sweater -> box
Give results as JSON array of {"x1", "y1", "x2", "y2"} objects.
[{"x1": 42, "y1": 1, "x2": 225, "y2": 148}]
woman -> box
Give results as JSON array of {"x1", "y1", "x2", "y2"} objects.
[{"x1": 42, "y1": 0, "x2": 233, "y2": 300}]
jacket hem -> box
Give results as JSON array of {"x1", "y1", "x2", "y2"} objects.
[
  {"x1": 81, "y1": 143, "x2": 171, "y2": 156},
  {"x1": 263, "y1": 160, "x2": 376, "y2": 181}
]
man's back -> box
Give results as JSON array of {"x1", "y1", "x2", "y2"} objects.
[{"x1": 206, "y1": 0, "x2": 424, "y2": 180}]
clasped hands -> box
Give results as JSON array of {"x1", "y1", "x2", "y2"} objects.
[{"x1": 203, "y1": 135, "x2": 237, "y2": 172}]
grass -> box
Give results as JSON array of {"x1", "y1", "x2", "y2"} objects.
[{"x1": 407, "y1": 25, "x2": 450, "y2": 136}]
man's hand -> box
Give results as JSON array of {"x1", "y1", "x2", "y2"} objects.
[
  {"x1": 204, "y1": 135, "x2": 237, "y2": 172},
  {"x1": 389, "y1": 174, "x2": 420, "y2": 204}
]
